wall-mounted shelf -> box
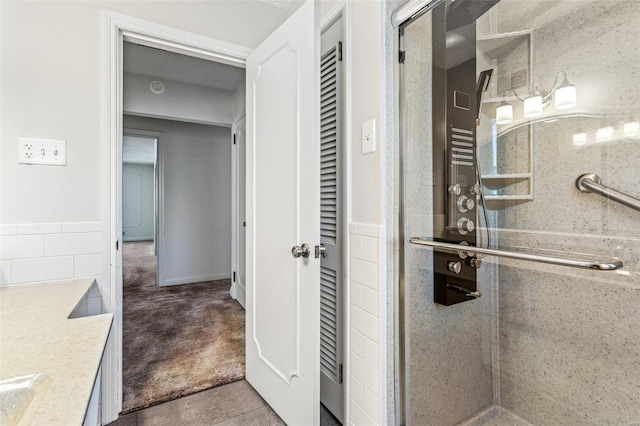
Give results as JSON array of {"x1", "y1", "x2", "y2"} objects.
[
  {"x1": 477, "y1": 29, "x2": 533, "y2": 101},
  {"x1": 477, "y1": 28, "x2": 535, "y2": 205},
  {"x1": 482, "y1": 174, "x2": 534, "y2": 203},
  {"x1": 477, "y1": 29, "x2": 533, "y2": 54},
  {"x1": 484, "y1": 194, "x2": 534, "y2": 201},
  {"x1": 481, "y1": 173, "x2": 531, "y2": 186}
]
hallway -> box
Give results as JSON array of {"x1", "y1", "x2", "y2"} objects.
[{"x1": 122, "y1": 241, "x2": 245, "y2": 412}]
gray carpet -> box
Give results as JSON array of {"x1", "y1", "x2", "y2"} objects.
[{"x1": 122, "y1": 241, "x2": 245, "y2": 413}]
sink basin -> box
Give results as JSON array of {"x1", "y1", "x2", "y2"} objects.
[{"x1": 0, "y1": 374, "x2": 50, "y2": 425}]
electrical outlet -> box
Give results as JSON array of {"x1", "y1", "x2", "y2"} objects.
[
  {"x1": 19, "y1": 138, "x2": 67, "y2": 166},
  {"x1": 362, "y1": 119, "x2": 376, "y2": 154}
]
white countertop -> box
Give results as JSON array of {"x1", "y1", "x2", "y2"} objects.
[{"x1": 0, "y1": 279, "x2": 113, "y2": 425}]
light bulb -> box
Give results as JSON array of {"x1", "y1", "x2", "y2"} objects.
[
  {"x1": 623, "y1": 122, "x2": 640, "y2": 138},
  {"x1": 495, "y1": 102, "x2": 513, "y2": 125},
  {"x1": 555, "y1": 84, "x2": 577, "y2": 109},
  {"x1": 572, "y1": 132, "x2": 587, "y2": 146},
  {"x1": 596, "y1": 127, "x2": 615, "y2": 143},
  {"x1": 523, "y1": 94, "x2": 543, "y2": 118}
]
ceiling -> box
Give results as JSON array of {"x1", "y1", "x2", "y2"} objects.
[
  {"x1": 260, "y1": 0, "x2": 304, "y2": 13},
  {"x1": 123, "y1": 42, "x2": 245, "y2": 91}
]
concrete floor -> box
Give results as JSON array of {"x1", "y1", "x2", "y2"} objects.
[{"x1": 107, "y1": 379, "x2": 342, "y2": 426}]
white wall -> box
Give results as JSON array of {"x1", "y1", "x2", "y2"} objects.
[
  {"x1": 0, "y1": 1, "x2": 286, "y2": 224},
  {"x1": 124, "y1": 73, "x2": 236, "y2": 126},
  {"x1": 0, "y1": 1, "x2": 390, "y2": 424},
  {"x1": 342, "y1": 2, "x2": 387, "y2": 426},
  {"x1": 122, "y1": 163, "x2": 155, "y2": 242},
  {"x1": 124, "y1": 115, "x2": 232, "y2": 286},
  {"x1": 348, "y1": 1, "x2": 383, "y2": 226}
]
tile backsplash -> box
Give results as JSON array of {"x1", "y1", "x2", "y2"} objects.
[{"x1": 0, "y1": 222, "x2": 102, "y2": 286}]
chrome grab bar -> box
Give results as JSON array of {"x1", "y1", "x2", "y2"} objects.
[
  {"x1": 409, "y1": 237, "x2": 623, "y2": 271},
  {"x1": 576, "y1": 173, "x2": 640, "y2": 213}
]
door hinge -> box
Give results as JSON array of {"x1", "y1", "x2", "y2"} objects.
[
  {"x1": 339, "y1": 364, "x2": 343, "y2": 384},
  {"x1": 233, "y1": 271, "x2": 236, "y2": 282},
  {"x1": 116, "y1": 239, "x2": 119, "y2": 250},
  {"x1": 233, "y1": 134, "x2": 236, "y2": 145},
  {"x1": 399, "y1": 50, "x2": 406, "y2": 64},
  {"x1": 338, "y1": 41, "x2": 343, "y2": 61}
]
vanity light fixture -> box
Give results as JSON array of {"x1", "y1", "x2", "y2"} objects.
[
  {"x1": 554, "y1": 73, "x2": 577, "y2": 110},
  {"x1": 495, "y1": 100, "x2": 514, "y2": 125},
  {"x1": 495, "y1": 71, "x2": 577, "y2": 124},
  {"x1": 523, "y1": 90, "x2": 544, "y2": 118}
]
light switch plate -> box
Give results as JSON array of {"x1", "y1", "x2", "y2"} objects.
[
  {"x1": 362, "y1": 119, "x2": 376, "y2": 155},
  {"x1": 19, "y1": 138, "x2": 67, "y2": 166}
]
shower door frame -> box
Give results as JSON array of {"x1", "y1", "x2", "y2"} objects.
[{"x1": 390, "y1": 1, "x2": 447, "y2": 425}]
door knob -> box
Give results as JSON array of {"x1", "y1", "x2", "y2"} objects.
[{"x1": 291, "y1": 243, "x2": 310, "y2": 258}]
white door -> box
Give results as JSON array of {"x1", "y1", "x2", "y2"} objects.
[
  {"x1": 245, "y1": 1, "x2": 320, "y2": 426},
  {"x1": 231, "y1": 117, "x2": 247, "y2": 308},
  {"x1": 319, "y1": 27, "x2": 345, "y2": 422}
]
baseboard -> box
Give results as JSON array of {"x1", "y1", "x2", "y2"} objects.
[
  {"x1": 122, "y1": 237, "x2": 154, "y2": 242},
  {"x1": 159, "y1": 273, "x2": 231, "y2": 287}
]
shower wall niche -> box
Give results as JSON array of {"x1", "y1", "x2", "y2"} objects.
[{"x1": 397, "y1": 0, "x2": 640, "y2": 425}]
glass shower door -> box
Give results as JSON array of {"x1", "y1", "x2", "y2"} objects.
[{"x1": 398, "y1": 0, "x2": 640, "y2": 424}]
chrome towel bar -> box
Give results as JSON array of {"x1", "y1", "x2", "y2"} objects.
[
  {"x1": 408, "y1": 237, "x2": 623, "y2": 271},
  {"x1": 576, "y1": 173, "x2": 640, "y2": 213}
]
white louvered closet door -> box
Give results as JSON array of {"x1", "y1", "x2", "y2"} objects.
[{"x1": 320, "y1": 36, "x2": 344, "y2": 423}]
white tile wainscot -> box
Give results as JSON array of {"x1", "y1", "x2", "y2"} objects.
[
  {"x1": 348, "y1": 223, "x2": 386, "y2": 426},
  {"x1": 0, "y1": 222, "x2": 103, "y2": 299}
]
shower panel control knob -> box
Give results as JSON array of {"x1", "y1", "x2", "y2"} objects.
[
  {"x1": 457, "y1": 218, "x2": 475, "y2": 235},
  {"x1": 447, "y1": 261, "x2": 462, "y2": 274},
  {"x1": 470, "y1": 183, "x2": 482, "y2": 195},
  {"x1": 448, "y1": 184, "x2": 461, "y2": 195},
  {"x1": 457, "y1": 196, "x2": 475, "y2": 213}
]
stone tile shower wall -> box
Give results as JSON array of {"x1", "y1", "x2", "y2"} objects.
[
  {"x1": 396, "y1": 0, "x2": 640, "y2": 424},
  {"x1": 401, "y1": 13, "x2": 494, "y2": 425},
  {"x1": 475, "y1": 1, "x2": 640, "y2": 424}
]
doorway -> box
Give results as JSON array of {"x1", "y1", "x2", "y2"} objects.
[
  {"x1": 105, "y1": 6, "x2": 348, "y2": 424},
  {"x1": 119, "y1": 42, "x2": 247, "y2": 413}
]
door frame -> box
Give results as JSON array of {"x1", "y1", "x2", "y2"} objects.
[
  {"x1": 122, "y1": 128, "x2": 161, "y2": 270},
  {"x1": 102, "y1": 11, "x2": 250, "y2": 423},
  {"x1": 230, "y1": 114, "x2": 247, "y2": 308}
]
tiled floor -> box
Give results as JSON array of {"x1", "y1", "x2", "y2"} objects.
[{"x1": 107, "y1": 379, "x2": 342, "y2": 426}]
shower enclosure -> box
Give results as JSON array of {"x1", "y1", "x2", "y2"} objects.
[{"x1": 395, "y1": 0, "x2": 640, "y2": 424}]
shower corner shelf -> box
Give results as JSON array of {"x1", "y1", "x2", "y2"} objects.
[
  {"x1": 481, "y1": 173, "x2": 534, "y2": 203},
  {"x1": 477, "y1": 28, "x2": 536, "y2": 204}
]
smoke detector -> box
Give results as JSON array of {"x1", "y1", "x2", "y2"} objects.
[{"x1": 149, "y1": 80, "x2": 165, "y2": 94}]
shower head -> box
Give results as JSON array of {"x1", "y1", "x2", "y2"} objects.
[{"x1": 476, "y1": 69, "x2": 493, "y2": 123}]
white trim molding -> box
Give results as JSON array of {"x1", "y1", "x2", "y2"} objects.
[
  {"x1": 102, "y1": 10, "x2": 250, "y2": 423},
  {"x1": 230, "y1": 114, "x2": 247, "y2": 309}
]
